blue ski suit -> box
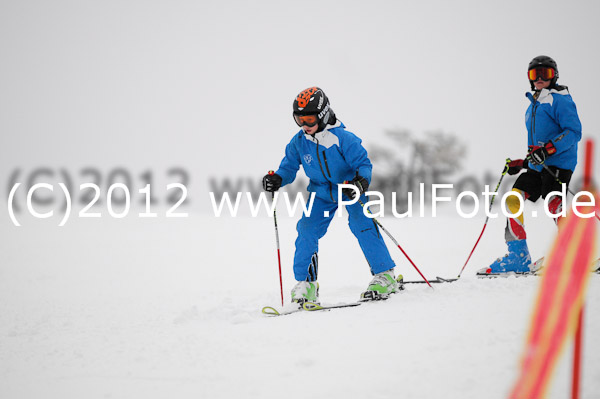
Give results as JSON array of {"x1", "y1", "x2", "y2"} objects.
[
  {"x1": 275, "y1": 121, "x2": 395, "y2": 282},
  {"x1": 525, "y1": 87, "x2": 582, "y2": 172}
]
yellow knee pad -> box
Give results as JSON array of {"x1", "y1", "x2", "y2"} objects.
[{"x1": 506, "y1": 189, "x2": 525, "y2": 224}]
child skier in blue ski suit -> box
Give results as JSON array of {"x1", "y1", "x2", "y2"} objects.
[
  {"x1": 480, "y1": 56, "x2": 582, "y2": 275},
  {"x1": 262, "y1": 87, "x2": 400, "y2": 303}
]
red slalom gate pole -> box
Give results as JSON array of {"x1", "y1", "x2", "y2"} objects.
[
  {"x1": 583, "y1": 139, "x2": 594, "y2": 189},
  {"x1": 572, "y1": 138, "x2": 594, "y2": 399},
  {"x1": 572, "y1": 308, "x2": 584, "y2": 399},
  {"x1": 584, "y1": 139, "x2": 600, "y2": 222},
  {"x1": 268, "y1": 171, "x2": 284, "y2": 307}
]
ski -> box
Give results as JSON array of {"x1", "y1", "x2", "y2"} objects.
[
  {"x1": 261, "y1": 304, "x2": 302, "y2": 317},
  {"x1": 437, "y1": 276, "x2": 459, "y2": 283},
  {"x1": 302, "y1": 301, "x2": 361, "y2": 311},
  {"x1": 477, "y1": 270, "x2": 540, "y2": 279},
  {"x1": 262, "y1": 301, "x2": 360, "y2": 316},
  {"x1": 477, "y1": 257, "x2": 600, "y2": 279},
  {"x1": 403, "y1": 276, "x2": 457, "y2": 284}
]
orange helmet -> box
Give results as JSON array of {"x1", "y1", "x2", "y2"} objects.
[{"x1": 292, "y1": 87, "x2": 334, "y2": 131}]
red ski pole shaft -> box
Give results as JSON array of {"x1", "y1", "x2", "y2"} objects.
[
  {"x1": 354, "y1": 196, "x2": 433, "y2": 288},
  {"x1": 457, "y1": 159, "x2": 510, "y2": 278},
  {"x1": 268, "y1": 171, "x2": 284, "y2": 306}
]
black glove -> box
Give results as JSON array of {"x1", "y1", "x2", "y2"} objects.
[
  {"x1": 341, "y1": 174, "x2": 369, "y2": 200},
  {"x1": 527, "y1": 142, "x2": 556, "y2": 165},
  {"x1": 262, "y1": 172, "x2": 282, "y2": 192},
  {"x1": 504, "y1": 159, "x2": 527, "y2": 175}
]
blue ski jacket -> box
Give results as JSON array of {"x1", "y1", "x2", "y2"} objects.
[
  {"x1": 525, "y1": 87, "x2": 582, "y2": 172},
  {"x1": 275, "y1": 121, "x2": 372, "y2": 203}
]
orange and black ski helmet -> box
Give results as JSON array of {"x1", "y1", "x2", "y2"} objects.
[{"x1": 292, "y1": 87, "x2": 335, "y2": 131}]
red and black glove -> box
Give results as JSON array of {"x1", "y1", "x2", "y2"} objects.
[
  {"x1": 262, "y1": 171, "x2": 282, "y2": 192},
  {"x1": 504, "y1": 159, "x2": 527, "y2": 175},
  {"x1": 527, "y1": 142, "x2": 556, "y2": 165},
  {"x1": 342, "y1": 174, "x2": 369, "y2": 200}
]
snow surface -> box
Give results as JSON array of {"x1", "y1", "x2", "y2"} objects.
[{"x1": 1, "y1": 209, "x2": 599, "y2": 399}]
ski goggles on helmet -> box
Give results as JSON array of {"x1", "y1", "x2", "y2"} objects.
[
  {"x1": 293, "y1": 113, "x2": 318, "y2": 127},
  {"x1": 528, "y1": 67, "x2": 555, "y2": 81}
]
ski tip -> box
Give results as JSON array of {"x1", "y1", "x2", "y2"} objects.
[
  {"x1": 262, "y1": 306, "x2": 280, "y2": 316},
  {"x1": 591, "y1": 258, "x2": 600, "y2": 273}
]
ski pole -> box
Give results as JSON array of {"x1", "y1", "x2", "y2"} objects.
[
  {"x1": 456, "y1": 158, "x2": 511, "y2": 279},
  {"x1": 538, "y1": 161, "x2": 578, "y2": 196},
  {"x1": 531, "y1": 156, "x2": 600, "y2": 222},
  {"x1": 267, "y1": 171, "x2": 284, "y2": 306},
  {"x1": 347, "y1": 188, "x2": 433, "y2": 288}
]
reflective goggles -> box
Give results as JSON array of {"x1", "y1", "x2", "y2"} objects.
[
  {"x1": 528, "y1": 67, "x2": 555, "y2": 81},
  {"x1": 293, "y1": 113, "x2": 318, "y2": 127}
]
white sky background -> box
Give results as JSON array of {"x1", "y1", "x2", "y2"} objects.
[
  {"x1": 2, "y1": 3, "x2": 600, "y2": 396},
  {"x1": 1, "y1": 0, "x2": 599, "y2": 211}
]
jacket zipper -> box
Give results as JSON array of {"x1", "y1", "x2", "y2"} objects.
[
  {"x1": 531, "y1": 102, "x2": 538, "y2": 146},
  {"x1": 314, "y1": 137, "x2": 335, "y2": 202},
  {"x1": 528, "y1": 99, "x2": 539, "y2": 168}
]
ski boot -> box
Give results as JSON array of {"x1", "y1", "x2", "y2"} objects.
[
  {"x1": 360, "y1": 269, "x2": 404, "y2": 301},
  {"x1": 291, "y1": 281, "x2": 319, "y2": 306},
  {"x1": 477, "y1": 239, "x2": 532, "y2": 276}
]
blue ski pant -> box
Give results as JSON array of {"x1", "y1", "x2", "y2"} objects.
[{"x1": 293, "y1": 195, "x2": 396, "y2": 282}]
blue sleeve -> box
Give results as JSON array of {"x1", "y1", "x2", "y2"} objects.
[
  {"x1": 341, "y1": 133, "x2": 373, "y2": 183},
  {"x1": 275, "y1": 136, "x2": 301, "y2": 187},
  {"x1": 551, "y1": 95, "x2": 582, "y2": 155}
]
